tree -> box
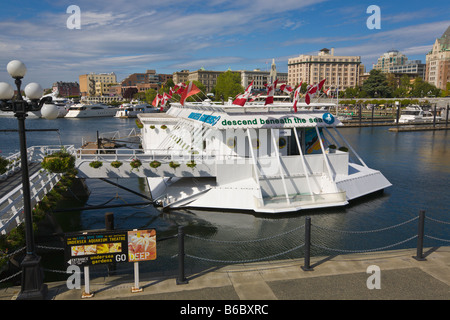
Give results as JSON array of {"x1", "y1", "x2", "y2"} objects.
[
  {"x1": 361, "y1": 69, "x2": 392, "y2": 98},
  {"x1": 123, "y1": 87, "x2": 138, "y2": 100},
  {"x1": 214, "y1": 71, "x2": 244, "y2": 101},
  {"x1": 144, "y1": 88, "x2": 157, "y2": 105},
  {"x1": 409, "y1": 77, "x2": 440, "y2": 97}
]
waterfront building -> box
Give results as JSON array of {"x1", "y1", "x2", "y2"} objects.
[
  {"x1": 425, "y1": 26, "x2": 450, "y2": 90},
  {"x1": 240, "y1": 60, "x2": 288, "y2": 92},
  {"x1": 373, "y1": 50, "x2": 408, "y2": 73},
  {"x1": 187, "y1": 69, "x2": 224, "y2": 93},
  {"x1": 389, "y1": 60, "x2": 426, "y2": 80},
  {"x1": 287, "y1": 48, "x2": 361, "y2": 90},
  {"x1": 172, "y1": 70, "x2": 190, "y2": 85},
  {"x1": 51, "y1": 81, "x2": 80, "y2": 97},
  {"x1": 121, "y1": 70, "x2": 173, "y2": 89},
  {"x1": 79, "y1": 72, "x2": 117, "y2": 97}
]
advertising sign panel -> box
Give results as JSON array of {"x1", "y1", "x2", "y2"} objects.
[{"x1": 64, "y1": 229, "x2": 156, "y2": 266}]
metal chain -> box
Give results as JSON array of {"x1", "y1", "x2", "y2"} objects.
[
  {"x1": 186, "y1": 243, "x2": 305, "y2": 264},
  {"x1": 311, "y1": 235, "x2": 418, "y2": 254},
  {"x1": 425, "y1": 235, "x2": 450, "y2": 243},
  {"x1": 185, "y1": 224, "x2": 305, "y2": 244},
  {"x1": 425, "y1": 216, "x2": 450, "y2": 225},
  {"x1": 311, "y1": 216, "x2": 419, "y2": 234},
  {"x1": 0, "y1": 270, "x2": 22, "y2": 283}
]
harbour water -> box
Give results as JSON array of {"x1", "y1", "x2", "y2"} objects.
[{"x1": 0, "y1": 116, "x2": 449, "y2": 281}]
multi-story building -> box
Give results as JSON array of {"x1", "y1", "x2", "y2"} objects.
[
  {"x1": 121, "y1": 70, "x2": 173, "y2": 91},
  {"x1": 373, "y1": 50, "x2": 408, "y2": 73},
  {"x1": 51, "y1": 81, "x2": 80, "y2": 97},
  {"x1": 172, "y1": 70, "x2": 190, "y2": 85},
  {"x1": 288, "y1": 48, "x2": 361, "y2": 90},
  {"x1": 188, "y1": 69, "x2": 224, "y2": 93},
  {"x1": 389, "y1": 60, "x2": 426, "y2": 80},
  {"x1": 426, "y1": 26, "x2": 450, "y2": 91},
  {"x1": 79, "y1": 72, "x2": 117, "y2": 96},
  {"x1": 239, "y1": 61, "x2": 288, "y2": 92}
]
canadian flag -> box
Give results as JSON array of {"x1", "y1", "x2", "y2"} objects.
[
  {"x1": 280, "y1": 84, "x2": 293, "y2": 94},
  {"x1": 249, "y1": 93, "x2": 261, "y2": 102},
  {"x1": 292, "y1": 82, "x2": 302, "y2": 112},
  {"x1": 180, "y1": 82, "x2": 201, "y2": 106},
  {"x1": 174, "y1": 83, "x2": 186, "y2": 95},
  {"x1": 305, "y1": 79, "x2": 326, "y2": 105},
  {"x1": 233, "y1": 81, "x2": 254, "y2": 106},
  {"x1": 265, "y1": 79, "x2": 278, "y2": 105},
  {"x1": 152, "y1": 93, "x2": 163, "y2": 107}
]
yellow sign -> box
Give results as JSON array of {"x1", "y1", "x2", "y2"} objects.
[{"x1": 127, "y1": 229, "x2": 157, "y2": 262}]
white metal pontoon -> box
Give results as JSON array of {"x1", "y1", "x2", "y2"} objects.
[{"x1": 133, "y1": 100, "x2": 391, "y2": 213}]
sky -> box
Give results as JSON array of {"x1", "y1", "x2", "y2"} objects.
[{"x1": 0, "y1": 0, "x2": 449, "y2": 89}]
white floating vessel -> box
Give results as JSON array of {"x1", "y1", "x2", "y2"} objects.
[
  {"x1": 137, "y1": 99, "x2": 392, "y2": 213},
  {"x1": 398, "y1": 105, "x2": 440, "y2": 123},
  {"x1": 65, "y1": 103, "x2": 118, "y2": 118},
  {"x1": 114, "y1": 101, "x2": 157, "y2": 118}
]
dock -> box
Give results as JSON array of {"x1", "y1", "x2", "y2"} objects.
[{"x1": 1, "y1": 246, "x2": 448, "y2": 301}]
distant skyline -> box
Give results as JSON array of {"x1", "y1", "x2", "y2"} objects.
[{"x1": 0, "y1": 0, "x2": 449, "y2": 89}]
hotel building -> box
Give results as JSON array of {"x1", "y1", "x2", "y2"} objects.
[
  {"x1": 373, "y1": 50, "x2": 408, "y2": 73},
  {"x1": 426, "y1": 26, "x2": 450, "y2": 91},
  {"x1": 287, "y1": 48, "x2": 361, "y2": 90},
  {"x1": 79, "y1": 72, "x2": 117, "y2": 97}
]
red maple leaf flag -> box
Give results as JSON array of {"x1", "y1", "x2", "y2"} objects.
[
  {"x1": 292, "y1": 82, "x2": 302, "y2": 112},
  {"x1": 265, "y1": 79, "x2": 278, "y2": 105},
  {"x1": 180, "y1": 82, "x2": 201, "y2": 106},
  {"x1": 152, "y1": 94, "x2": 163, "y2": 107},
  {"x1": 280, "y1": 84, "x2": 293, "y2": 94},
  {"x1": 233, "y1": 80, "x2": 254, "y2": 106}
]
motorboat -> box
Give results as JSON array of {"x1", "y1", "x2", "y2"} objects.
[
  {"x1": 65, "y1": 103, "x2": 119, "y2": 118},
  {"x1": 114, "y1": 101, "x2": 158, "y2": 118},
  {"x1": 134, "y1": 99, "x2": 391, "y2": 214},
  {"x1": 398, "y1": 105, "x2": 440, "y2": 123},
  {"x1": 41, "y1": 91, "x2": 74, "y2": 118}
]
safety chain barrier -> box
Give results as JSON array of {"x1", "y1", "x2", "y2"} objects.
[{"x1": 0, "y1": 210, "x2": 448, "y2": 287}]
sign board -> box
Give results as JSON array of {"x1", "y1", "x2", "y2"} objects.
[
  {"x1": 128, "y1": 229, "x2": 157, "y2": 262},
  {"x1": 64, "y1": 229, "x2": 156, "y2": 266}
]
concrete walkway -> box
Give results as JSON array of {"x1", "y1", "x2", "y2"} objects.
[{"x1": 1, "y1": 246, "x2": 449, "y2": 301}]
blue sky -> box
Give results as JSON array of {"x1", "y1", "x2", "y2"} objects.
[{"x1": 0, "y1": 0, "x2": 449, "y2": 88}]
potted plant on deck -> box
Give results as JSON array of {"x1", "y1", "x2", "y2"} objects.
[
  {"x1": 110, "y1": 160, "x2": 123, "y2": 168},
  {"x1": 41, "y1": 149, "x2": 76, "y2": 174},
  {"x1": 89, "y1": 160, "x2": 103, "y2": 169},
  {"x1": 130, "y1": 158, "x2": 142, "y2": 171}
]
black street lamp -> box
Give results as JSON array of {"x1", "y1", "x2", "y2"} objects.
[{"x1": 0, "y1": 60, "x2": 59, "y2": 300}]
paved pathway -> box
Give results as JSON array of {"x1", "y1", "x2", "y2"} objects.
[{"x1": 1, "y1": 246, "x2": 448, "y2": 304}]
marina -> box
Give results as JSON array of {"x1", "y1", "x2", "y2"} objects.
[{"x1": 0, "y1": 112, "x2": 449, "y2": 287}]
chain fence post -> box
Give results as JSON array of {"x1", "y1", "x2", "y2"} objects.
[
  {"x1": 301, "y1": 216, "x2": 314, "y2": 271},
  {"x1": 176, "y1": 226, "x2": 189, "y2": 285},
  {"x1": 413, "y1": 210, "x2": 427, "y2": 261}
]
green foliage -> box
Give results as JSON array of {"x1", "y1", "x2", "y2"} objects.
[
  {"x1": 214, "y1": 71, "x2": 244, "y2": 101},
  {"x1": 186, "y1": 160, "x2": 196, "y2": 168},
  {"x1": 89, "y1": 160, "x2": 103, "y2": 169},
  {"x1": 130, "y1": 159, "x2": 142, "y2": 170},
  {"x1": 169, "y1": 161, "x2": 180, "y2": 169},
  {"x1": 409, "y1": 77, "x2": 440, "y2": 97},
  {"x1": 361, "y1": 69, "x2": 392, "y2": 98},
  {"x1": 110, "y1": 161, "x2": 123, "y2": 168},
  {"x1": 149, "y1": 160, "x2": 161, "y2": 169},
  {"x1": 41, "y1": 149, "x2": 76, "y2": 174},
  {"x1": 0, "y1": 156, "x2": 9, "y2": 175}
]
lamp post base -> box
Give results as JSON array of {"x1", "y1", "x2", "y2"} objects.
[{"x1": 16, "y1": 254, "x2": 48, "y2": 300}]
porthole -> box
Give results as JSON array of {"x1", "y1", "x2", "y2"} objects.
[
  {"x1": 226, "y1": 137, "x2": 236, "y2": 149},
  {"x1": 278, "y1": 137, "x2": 287, "y2": 149}
]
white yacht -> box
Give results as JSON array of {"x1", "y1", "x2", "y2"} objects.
[
  {"x1": 65, "y1": 103, "x2": 119, "y2": 118},
  {"x1": 41, "y1": 91, "x2": 74, "y2": 118},
  {"x1": 114, "y1": 101, "x2": 157, "y2": 118},
  {"x1": 398, "y1": 105, "x2": 440, "y2": 123},
  {"x1": 135, "y1": 99, "x2": 391, "y2": 213}
]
